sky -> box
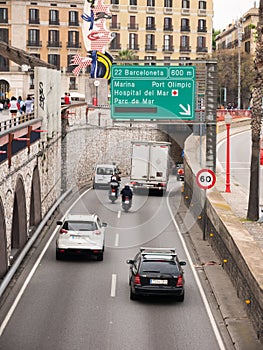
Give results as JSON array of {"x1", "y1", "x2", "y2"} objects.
[{"x1": 213, "y1": 0, "x2": 259, "y2": 30}]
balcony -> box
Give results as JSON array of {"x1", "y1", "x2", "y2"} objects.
[
  {"x1": 128, "y1": 23, "x2": 138, "y2": 30},
  {"x1": 180, "y1": 45, "x2": 191, "y2": 52},
  {"x1": 181, "y1": 25, "x2": 190, "y2": 32},
  {"x1": 146, "y1": 24, "x2": 156, "y2": 31},
  {"x1": 49, "y1": 20, "x2": 60, "y2": 26},
  {"x1": 164, "y1": 25, "x2": 173, "y2": 32},
  {"x1": 146, "y1": 6, "x2": 155, "y2": 14},
  {"x1": 162, "y1": 45, "x2": 174, "y2": 53},
  {"x1": 196, "y1": 46, "x2": 208, "y2": 53},
  {"x1": 27, "y1": 40, "x2": 42, "y2": 48},
  {"x1": 109, "y1": 43, "x2": 122, "y2": 51},
  {"x1": 47, "y1": 41, "x2": 62, "y2": 48},
  {"x1": 163, "y1": 7, "x2": 173, "y2": 14},
  {"x1": 110, "y1": 22, "x2": 121, "y2": 30},
  {"x1": 110, "y1": 4, "x2": 120, "y2": 12},
  {"x1": 198, "y1": 9, "x2": 207, "y2": 16},
  {"x1": 145, "y1": 45, "x2": 157, "y2": 52},
  {"x1": 69, "y1": 21, "x2": 79, "y2": 27},
  {"x1": 29, "y1": 18, "x2": 40, "y2": 25},
  {"x1": 66, "y1": 42, "x2": 81, "y2": 49},
  {"x1": 127, "y1": 44, "x2": 139, "y2": 50},
  {"x1": 197, "y1": 27, "x2": 207, "y2": 33},
  {"x1": 181, "y1": 8, "x2": 190, "y2": 15}
]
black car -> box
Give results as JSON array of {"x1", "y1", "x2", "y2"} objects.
[{"x1": 126, "y1": 247, "x2": 186, "y2": 301}]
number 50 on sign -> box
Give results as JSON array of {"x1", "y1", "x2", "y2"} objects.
[{"x1": 196, "y1": 169, "x2": 216, "y2": 190}]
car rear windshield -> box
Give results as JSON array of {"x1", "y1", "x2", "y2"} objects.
[
  {"x1": 63, "y1": 221, "x2": 98, "y2": 231},
  {"x1": 141, "y1": 260, "x2": 179, "y2": 274},
  {"x1": 96, "y1": 167, "x2": 114, "y2": 175}
]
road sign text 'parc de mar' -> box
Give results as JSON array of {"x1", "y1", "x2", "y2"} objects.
[{"x1": 110, "y1": 66, "x2": 196, "y2": 120}]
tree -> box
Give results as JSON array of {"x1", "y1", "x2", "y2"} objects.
[
  {"x1": 247, "y1": 0, "x2": 263, "y2": 221},
  {"x1": 115, "y1": 49, "x2": 137, "y2": 62}
]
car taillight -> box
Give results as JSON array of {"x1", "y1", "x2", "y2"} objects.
[
  {"x1": 176, "y1": 275, "x2": 183, "y2": 287},
  {"x1": 158, "y1": 182, "x2": 166, "y2": 187},
  {"x1": 60, "y1": 228, "x2": 68, "y2": 234},
  {"x1": 94, "y1": 230, "x2": 101, "y2": 235},
  {"x1": 178, "y1": 169, "x2": 184, "y2": 174},
  {"x1": 134, "y1": 274, "x2": 141, "y2": 285}
]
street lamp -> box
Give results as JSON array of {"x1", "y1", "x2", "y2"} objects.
[
  {"x1": 236, "y1": 17, "x2": 245, "y2": 109},
  {"x1": 224, "y1": 112, "x2": 232, "y2": 193}
]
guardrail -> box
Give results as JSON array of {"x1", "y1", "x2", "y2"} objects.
[{"x1": 0, "y1": 112, "x2": 35, "y2": 133}]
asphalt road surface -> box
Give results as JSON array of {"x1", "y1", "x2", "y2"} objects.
[{"x1": 0, "y1": 178, "x2": 226, "y2": 350}]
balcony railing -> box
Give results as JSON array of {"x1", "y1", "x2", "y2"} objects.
[
  {"x1": 181, "y1": 25, "x2": 190, "y2": 32},
  {"x1": 29, "y1": 18, "x2": 40, "y2": 24},
  {"x1": 127, "y1": 44, "x2": 139, "y2": 50},
  {"x1": 47, "y1": 41, "x2": 62, "y2": 48},
  {"x1": 180, "y1": 45, "x2": 191, "y2": 52},
  {"x1": 162, "y1": 45, "x2": 174, "y2": 52},
  {"x1": 66, "y1": 42, "x2": 81, "y2": 48},
  {"x1": 69, "y1": 21, "x2": 79, "y2": 27},
  {"x1": 110, "y1": 44, "x2": 122, "y2": 50},
  {"x1": 110, "y1": 23, "x2": 121, "y2": 30},
  {"x1": 197, "y1": 27, "x2": 207, "y2": 32},
  {"x1": 128, "y1": 23, "x2": 139, "y2": 30},
  {"x1": 145, "y1": 45, "x2": 157, "y2": 51},
  {"x1": 146, "y1": 24, "x2": 156, "y2": 31},
  {"x1": 49, "y1": 20, "x2": 60, "y2": 25},
  {"x1": 163, "y1": 25, "x2": 173, "y2": 32},
  {"x1": 196, "y1": 46, "x2": 208, "y2": 53},
  {"x1": 27, "y1": 40, "x2": 42, "y2": 47}
]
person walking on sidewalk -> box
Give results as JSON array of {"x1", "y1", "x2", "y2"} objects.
[{"x1": 8, "y1": 96, "x2": 19, "y2": 118}]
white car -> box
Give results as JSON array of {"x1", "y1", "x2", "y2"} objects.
[
  {"x1": 93, "y1": 164, "x2": 119, "y2": 189},
  {"x1": 56, "y1": 214, "x2": 107, "y2": 261}
]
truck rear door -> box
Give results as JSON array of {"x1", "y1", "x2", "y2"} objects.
[
  {"x1": 131, "y1": 143, "x2": 149, "y2": 180},
  {"x1": 149, "y1": 144, "x2": 169, "y2": 181}
]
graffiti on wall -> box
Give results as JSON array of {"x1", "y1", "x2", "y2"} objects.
[{"x1": 71, "y1": 0, "x2": 113, "y2": 79}]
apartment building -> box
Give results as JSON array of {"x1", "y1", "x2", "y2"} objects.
[
  {"x1": 0, "y1": 0, "x2": 213, "y2": 99},
  {"x1": 215, "y1": 4, "x2": 258, "y2": 55}
]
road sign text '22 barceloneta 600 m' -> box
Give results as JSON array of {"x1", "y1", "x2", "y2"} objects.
[{"x1": 110, "y1": 66, "x2": 196, "y2": 120}]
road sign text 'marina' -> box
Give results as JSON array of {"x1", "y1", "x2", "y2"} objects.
[{"x1": 110, "y1": 66, "x2": 196, "y2": 120}]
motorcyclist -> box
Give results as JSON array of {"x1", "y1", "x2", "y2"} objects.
[
  {"x1": 120, "y1": 183, "x2": 133, "y2": 202},
  {"x1": 109, "y1": 175, "x2": 120, "y2": 198}
]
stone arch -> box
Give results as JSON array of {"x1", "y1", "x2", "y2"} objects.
[
  {"x1": 29, "y1": 166, "x2": 42, "y2": 236},
  {"x1": 11, "y1": 176, "x2": 27, "y2": 259},
  {"x1": 0, "y1": 197, "x2": 8, "y2": 278},
  {"x1": 0, "y1": 79, "x2": 10, "y2": 100}
]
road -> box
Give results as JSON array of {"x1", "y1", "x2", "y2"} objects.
[
  {"x1": 0, "y1": 177, "x2": 226, "y2": 350},
  {"x1": 217, "y1": 129, "x2": 263, "y2": 208}
]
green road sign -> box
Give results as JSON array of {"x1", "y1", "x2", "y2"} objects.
[{"x1": 110, "y1": 66, "x2": 196, "y2": 120}]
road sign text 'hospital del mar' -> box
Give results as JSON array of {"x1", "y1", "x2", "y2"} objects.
[{"x1": 110, "y1": 66, "x2": 196, "y2": 120}]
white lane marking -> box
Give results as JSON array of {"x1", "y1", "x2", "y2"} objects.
[
  {"x1": 117, "y1": 210, "x2": 121, "y2": 218},
  {"x1": 166, "y1": 192, "x2": 226, "y2": 350},
  {"x1": 114, "y1": 233, "x2": 119, "y2": 247},
  {"x1": 110, "y1": 274, "x2": 117, "y2": 297},
  {"x1": 0, "y1": 188, "x2": 92, "y2": 337}
]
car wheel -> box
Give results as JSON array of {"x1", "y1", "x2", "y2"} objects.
[
  {"x1": 97, "y1": 252, "x2": 103, "y2": 261},
  {"x1": 177, "y1": 292, "x2": 185, "y2": 302},
  {"x1": 130, "y1": 288, "x2": 137, "y2": 301},
  {"x1": 56, "y1": 251, "x2": 63, "y2": 260}
]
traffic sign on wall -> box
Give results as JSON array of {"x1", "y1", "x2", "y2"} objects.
[{"x1": 110, "y1": 66, "x2": 196, "y2": 120}]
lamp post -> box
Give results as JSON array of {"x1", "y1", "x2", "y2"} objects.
[
  {"x1": 236, "y1": 18, "x2": 244, "y2": 109},
  {"x1": 225, "y1": 112, "x2": 232, "y2": 193}
]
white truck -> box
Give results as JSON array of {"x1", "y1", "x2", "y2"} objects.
[{"x1": 130, "y1": 141, "x2": 171, "y2": 195}]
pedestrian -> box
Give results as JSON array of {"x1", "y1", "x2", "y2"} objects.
[
  {"x1": 0, "y1": 101, "x2": 3, "y2": 113},
  {"x1": 64, "y1": 92, "x2": 70, "y2": 105},
  {"x1": 18, "y1": 96, "x2": 26, "y2": 115},
  {"x1": 25, "y1": 95, "x2": 34, "y2": 114},
  {"x1": 8, "y1": 96, "x2": 19, "y2": 118}
]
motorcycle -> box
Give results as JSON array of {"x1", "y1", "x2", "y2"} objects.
[
  {"x1": 109, "y1": 183, "x2": 119, "y2": 203},
  {"x1": 122, "y1": 196, "x2": 132, "y2": 212}
]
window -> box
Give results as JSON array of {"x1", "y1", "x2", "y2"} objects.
[
  {"x1": 146, "y1": 17, "x2": 155, "y2": 30},
  {"x1": 28, "y1": 29, "x2": 40, "y2": 46},
  {"x1": 145, "y1": 34, "x2": 155, "y2": 50},
  {"x1": 0, "y1": 55, "x2": 9, "y2": 71},
  {"x1": 180, "y1": 35, "x2": 189, "y2": 47},
  {"x1": 48, "y1": 30, "x2": 60, "y2": 47},
  {"x1": 244, "y1": 41, "x2": 250, "y2": 54},
  {"x1": 130, "y1": 0, "x2": 137, "y2": 5},
  {"x1": 29, "y1": 9, "x2": 39, "y2": 24},
  {"x1": 197, "y1": 36, "x2": 207, "y2": 51},
  {"x1": 110, "y1": 33, "x2": 121, "y2": 50},
  {"x1": 198, "y1": 19, "x2": 206, "y2": 31},
  {"x1": 129, "y1": 33, "x2": 138, "y2": 50},
  {"x1": 69, "y1": 11, "x2": 79, "y2": 26},
  {"x1": 67, "y1": 55, "x2": 75, "y2": 72},
  {"x1": 49, "y1": 9, "x2": 59, "y2": 25},
  {"x1": 68, "y1": 31, "x2": 79, "y2": 48},
  {"x1": 181, "y1": 18, "x2": 190, "y2": 31},
  {"x1": 111, "y1": 0, "x2": 119, "y2": 3},
  {"x1": 163, "y1": 35, "x2": 173, "y2": 51},
  {"x1": 0, "y1": 28, "x2": 8, "y2": 43},
  {"x1": 199, "y1": 1, "x2": 206, "y2": 10},
  {"x1": 164, "y1": 0, "x2": 172, "y2": 7},
  {"x1": 147, "y1": 0, "x2": 155, "y2": 5},
  {"x1": 182, "y1": 0, "x2": 190, "y2": 9},
  {"x1": 164, "y1": 17, "x2": 173, "y2": 31},
  {"x1": 0, "y1": 8, "x2": 8, "y2": 23},
  {"x1": 48, "y1": 54, "x2": 60, "y2": 69}
]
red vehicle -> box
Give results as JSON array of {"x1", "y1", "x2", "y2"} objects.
[{"x1": 260, "y1": 138, "x2": 263, "y2": 166}]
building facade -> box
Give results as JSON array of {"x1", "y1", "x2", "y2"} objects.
[
  {"x1": 215, "y1": 4, "x2": 258, "y2": 55},
  {"x1": 0, "y1": 0, "x2": 213, "y2": 99}
]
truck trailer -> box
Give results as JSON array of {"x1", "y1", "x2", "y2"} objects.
[{"x1": 130, "y1": 141, "x2": 171, "y2": 195}]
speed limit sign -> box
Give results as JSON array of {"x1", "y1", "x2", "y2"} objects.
[{"x1": 196, "y1": 169, "x2": 216, "y2": 190}]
